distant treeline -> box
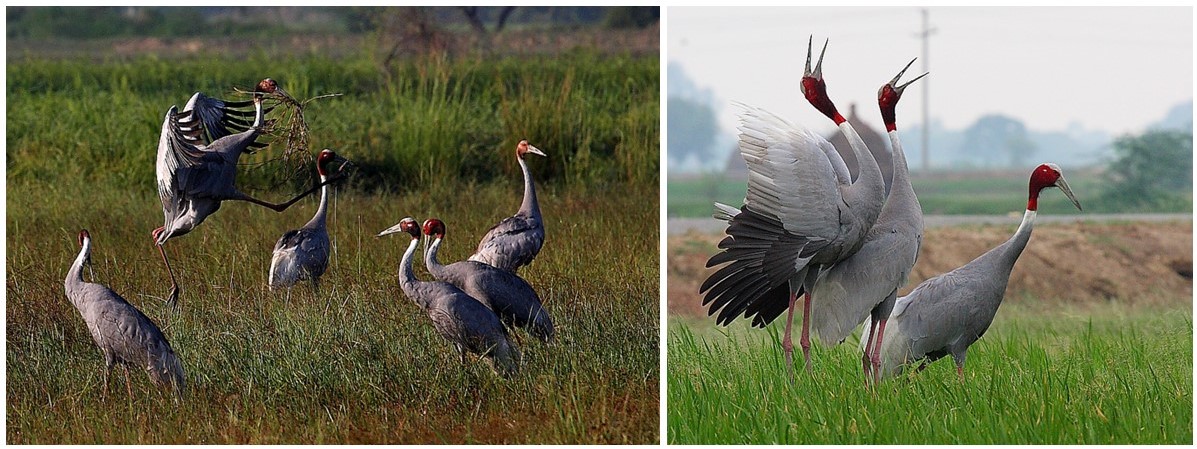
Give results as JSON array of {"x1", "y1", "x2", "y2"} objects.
[{"x1": 5, "y1": 6, "x2": 660, "y2": 40}]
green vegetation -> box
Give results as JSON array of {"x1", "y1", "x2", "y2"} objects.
[
  {"x1": 667, "y1": 304, "x2": 1192, "y2": 444},
  {"x1": 6, "y1": 47, "x2": 658, "y2": 443},
  {"x1": 7, "y1": 51, "x2": 658, "y2": 193},
  {"x1": 667, "y1": 169, "x2": 1127, "y2": 218},
  {"x1": 1100, "y1": 130, "x2": 1193, "y2": 212}
]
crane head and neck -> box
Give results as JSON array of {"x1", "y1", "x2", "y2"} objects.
[
  {"x1": 65, "y1": 229, "x2": 93, "y2": 300},
  {"x1": 378, "y1": 217, "x2": 422, "y2": 290},
  {"x1": 515, "y1": 140, "x2": 545, "y2": 217},
  {"x1": 801, "y1": 37, "x2": 845, "y2": 125},
  {"x1": 878, "y1": 58, "x2": 928, "y2": 133},
  {"x1": 306, "y1": 149, "x2": 344, "y2": 229},
  {"x1": 422, "y1": 218, "x2": 447, "y2": 262}
]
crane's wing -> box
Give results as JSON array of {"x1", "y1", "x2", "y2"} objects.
[
  {"x1": 736, "y1": 104, "x2": 845, "y2": 241},
  {"x1": 700, "y1": 205, "x2": 821, "y2": 326},
  {"x1": 887, "y1": 270, "x2": 981, "y2": 356},
  {"x1": 179, "y1": 92, "x2": 268, "y2": 149},
  {"x1": 84, "y1": 286, "x2": 174, "y2": 364},
  {"x1": 809, "y1": 231, "x2": 919, "y2": 346},
  {"x1": 469, "y1": 215, "x2": 543, "y2": 271}
]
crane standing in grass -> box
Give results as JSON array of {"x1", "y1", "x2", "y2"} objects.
[
  {"x1": 863, "y1": 163, "x2": 1083, "y2": 381},
  {"x1": 268, "y1": 149, "x2": 351, "y2": 291},
  {"x1": 701, "y1": 38, "x2": 886, "y2": 377},
  {"x1": 379, "y1": 217, "x2": 520, "y2": 378},
  {"x1": 808, "y1": 59, "x2": 926, "y2": 385},
  {"x1": 154, "y1": 79, "x2": 339, "y2": 306},
  {"x1": 65, "y1": 229, "x2": 185, "y2": 400},
  {"x1": 469, "y1": 139, "x2": 547, "y2": 273},
  {"x1": 423, "y1": 218, "x2": 555, "y2": 343}
]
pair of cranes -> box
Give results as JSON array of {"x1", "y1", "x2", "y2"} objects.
[
  {"x1": 65, "y1": 79, "x2": 553, "y2": 399},
  {"x1": 701, "y1": 37, "x2": 1082, "y2": 384}
]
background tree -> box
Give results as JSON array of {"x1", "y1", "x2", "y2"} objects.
[
  {"x1": 957, "y1": 114, "x2": 1037, "y2": 168},
  {"x1": 1101, "y1": 129, "x2": 1193, "y2": 212},
  {"x1": 667, "y1": 97, "x2": 720, "y2": 171}
]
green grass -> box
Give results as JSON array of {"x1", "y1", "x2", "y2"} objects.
[
  {"x1": 666, "y1": 303, "x2": 1192, "y2": 444},
  {"x1": 6, "y1": 181, "x2": 659, "y2": 444},
  {"x1": 667, "y1": 169, "x2": 1134, "y2": 218},
  {"x1": 6, "y1": 50, "x2": 659, "y2": 193},
  {"x1": 6, "y1": 47, "x2": 658, "y2": 444}
]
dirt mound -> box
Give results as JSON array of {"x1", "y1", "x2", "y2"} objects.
[{"x1": 669, "y1": 220, "x2": 1192, "y2": 318}]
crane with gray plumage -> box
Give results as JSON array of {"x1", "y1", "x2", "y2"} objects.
[
  {"x1": 861, "y1": 163, "x2": 1083, "y2": 381},
  {"x1": 65, "y1": 229, "x2": 185, "y2": 400},
  {"x1": 468, "y1": 139, "x2": 547, "y2": 272},
  {"x1": 808, "y1": 59, "x2": 926, "y2": 385},
  {"x1": 268, "y1": 148, "x2": 351, "y2": 291},
  {"x1": 154, "y1": 79, "x2": 338, "y2": 306},
  {"x1": 378, "y1": 217, "x2": 520, "y2": 378},
  {"x1": 700, "y1": 38, "x2": 886, "y2": 377},
  {"x1": 423, "y1": 218, "x2": 555, "y2": 342}
]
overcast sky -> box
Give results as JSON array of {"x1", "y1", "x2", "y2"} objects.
[{"x1": 668, "y1": 6, "x2": 1193, "y2": 138}]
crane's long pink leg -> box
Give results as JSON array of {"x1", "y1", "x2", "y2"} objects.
[
  {"x1": 152, "y1": 227, "x2": 180, "y2": 307},
  {"x1": 800, "y1": 291, "x2": 812, "y2": 372},
  {"x1": 780, "y1": 290, "x2": 798, "y2": 380},
  {"x1": 862, "y1": 319, "x2": 879, "y2": 385},
  {"x1": 870, "y1": 318, "x2": 889, "y2": 385}
]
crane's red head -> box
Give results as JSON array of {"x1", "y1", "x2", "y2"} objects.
[
  {"x1": 877, "y1": 58, "x2": 927, "y2": 132},
  {"x1": 1027, "y1": 163, "x2": 1082, "y2": 212},
  {"x1": 78, "y1": 229, "x2": 90, "y2": 247},
  {"x1": 800, "y1": 37, "x2": 845, "y2": 125},
  {"x1": 399, "y1": 217, "x2": 421, "y2": 239},
  {"x1": 255, "y1": 78, "x2": 278, "y2": 94},
  {"x1": 378, "y1": 217, "x2": 421, "y2": 239},
  {"x1": 317, "y1": 149, "x2": 338, "y2": 176},
  {"x1": 516, "y1": 140, "x2": 547, "y2": 160},
  {"x1": 422, "y1": 218, "x2": 446, "y2": 238}
]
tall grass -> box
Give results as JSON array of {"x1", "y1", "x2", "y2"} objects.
[
  {"x1": 667, "y1": 304, "x2": 1192, "y2": 444},
  {"x1": 7, "y1": 180, "x2": 659, "y2": 444},
  {"x1": 6, "y1": 49, "x2": 659, "y2": 193}
]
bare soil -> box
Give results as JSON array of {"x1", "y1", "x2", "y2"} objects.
[{"x1": 668, "y1": 220, "x2": 1193, "y2": 319}]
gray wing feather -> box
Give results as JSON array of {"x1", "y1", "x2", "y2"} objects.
[{"x1": 468, "y1": 215, "x2": 544, "y2": 271}]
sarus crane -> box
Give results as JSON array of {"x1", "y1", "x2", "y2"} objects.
[
  {"x1": 862, "y1": 163, "x2": 1082, "y2": 381},
  {"x1": 268, "y1": 149, "x2": 351, "y2": 291},
  {"x1": 808, "y1": 58, "x2": 926, "y2": 385},
  {"x1": 468, "y1": 139, "x2": 547, "y2": 272},
  {"x1": 66, "y1": 229, "x2": 185, "y2": 400}
]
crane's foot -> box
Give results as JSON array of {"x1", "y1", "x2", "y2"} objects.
[
  {"x1": 781, "y1": 338, "x2": 795, "y2": 382},
  {"x1": 168, "y1": 285, "x2": 180, "y2": 310}
]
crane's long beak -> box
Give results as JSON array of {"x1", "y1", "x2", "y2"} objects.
[
  {"x1": 1056, "y1": 175, "x2": 1083, "y2": 211},
  {"x1": 889, "y1": 58, "x2": 929, "y2": 95},
  {"x1": 526, "y1": 144, "x2": 547, "y2": 158},
  {"x1": 377, "y1": 222, "x2": 407, "y2": 237}
]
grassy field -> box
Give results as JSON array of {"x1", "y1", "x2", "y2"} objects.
[
  {"x1": 667, "y1": 169, "x2": 1119, "y2": 218},
  {"x1": 6, "y1": 46, "x2": 658, "y2": 443},
  {"x1": 667, "y1": 302, "x2": 1192, "y2": 445}
]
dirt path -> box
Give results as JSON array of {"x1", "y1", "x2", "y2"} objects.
[{"x1": 668, "y1": 220, "x2": 1192, "y2": 318}]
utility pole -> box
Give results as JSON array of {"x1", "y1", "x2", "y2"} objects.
[{"x1": 918, "y1": 8, "x2": 936, "y2": 172}]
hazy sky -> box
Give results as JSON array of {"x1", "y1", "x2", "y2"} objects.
[{"x1": 668, "y1": 6, "x2": 1192, "y2": 138}]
